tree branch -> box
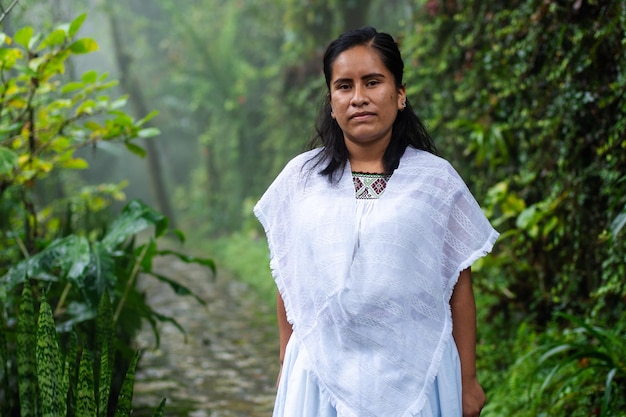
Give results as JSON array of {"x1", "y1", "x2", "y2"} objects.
[{"x1": 0, "y1": 0, "x2": 20, "y2": 24}]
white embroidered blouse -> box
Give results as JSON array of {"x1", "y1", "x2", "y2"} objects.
[{"x1": 254, "y1": 146, "x2": 499, "y2": 417}]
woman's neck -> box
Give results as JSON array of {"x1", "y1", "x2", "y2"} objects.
[{"x1": 346, "y1": 141, "x2": 388, "y2": 174}]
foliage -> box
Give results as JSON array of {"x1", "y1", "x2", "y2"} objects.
[
  {"x1": 3, "y1": 284, "x2": 166, "y2": 417},
  {"x1": 482, "y1": 314, "x2": 626, "y2": 417},
  {"x1": 403, "y1": 0, "x2": 626, "y2": 324},
  {"x1": 0, "y1": 14, "x2": 216, "y2": 415}
]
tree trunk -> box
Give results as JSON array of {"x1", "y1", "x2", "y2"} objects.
[{"x1": 106, "y1": 9, "x2": 177, "y2": 228}]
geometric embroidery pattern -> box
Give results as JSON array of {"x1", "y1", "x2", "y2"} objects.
[{"x1": 352, "y1": 172, "x2": 391, "y2": 199}]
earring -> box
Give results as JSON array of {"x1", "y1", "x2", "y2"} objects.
[{"x1": 403, "y1": 101, "x2": 407, "y2": 108}]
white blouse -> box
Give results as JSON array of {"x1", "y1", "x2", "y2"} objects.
[{"x1": 255, "y1": 147, "x2": 498, "y2": 417}]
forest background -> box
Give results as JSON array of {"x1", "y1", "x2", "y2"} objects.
[{"x1": 1, "y1": 0, "x2": 624, "y2": 416}]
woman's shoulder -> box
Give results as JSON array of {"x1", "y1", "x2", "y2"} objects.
[
  {"x1": 283, "y1": 148, "x2": 323, "y2": 171},
  {"x1": 403, "y1": 146, "x2": 456, "y2": 173}
]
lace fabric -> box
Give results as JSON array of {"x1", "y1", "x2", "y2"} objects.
[{"x1": 254, "y1": 147, "x2": 499, "y2": 417}]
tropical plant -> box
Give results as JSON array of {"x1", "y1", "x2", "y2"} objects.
[
  {"x1": 5, "y1": 284, "x2": 168, "y2": 417},
  {"x1": 0, "y1": 13, "x2": 216, "y2": 416}
]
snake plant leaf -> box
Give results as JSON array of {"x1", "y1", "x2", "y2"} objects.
[
  {"x1": 17, "y1": 284, "x2": 38, "y2": 417},
  {"x1": 97, "y1": 291, "x2": 114, "y2": 417},
  {"x1": 114, "y1": 350, "x2": 140, "y2": 417},
  {"x1": 37, "y1": 295, "x2": 65, "y2": 417},
  {"x1": 152, "y1": 398, "x2": 167, "y2": 417},
  {"x1": 66, "y1": 332, "x2": 79, "y2": 417},
  {"x1": 76, "y1": 349, "x2": 96, "y2": 417},
  {"x1": 98, "y1": 338, "x2": 112, "y2": 417}
]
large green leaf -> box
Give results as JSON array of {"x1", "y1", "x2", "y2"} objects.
[
  {"x1": 113, "y1": 350, "x2": 139, "y2": 417},
  {"x1": 101, "y1": 199, "x2": 168, "y2": 251},
  {"x1": 17, "y1": 284, "x2": 38, "y2": 417},
  {"x1": 0, "y1": 235, "x2": 92, "y2": 302},
  {"x1": 76, "y1": 349, "x2": 96, "y2": 417},
  {"x1": 37, "y1": 295, "x2": 64, "y2": 417},
  {"x1": 80, "y1": 241, "x2": 117, "y2": 309}
]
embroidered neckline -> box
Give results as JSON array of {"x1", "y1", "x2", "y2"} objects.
[{"x1": 352, "y1": 172, "x2": 391, "y2": 199}]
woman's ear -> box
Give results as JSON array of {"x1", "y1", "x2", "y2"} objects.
[{"x1": 397, "y1": 85, "x2": 407, "y2": 110}]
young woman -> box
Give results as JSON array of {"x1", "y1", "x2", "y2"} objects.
[{"x1": 254, "y1": 27, "x2": 498, "y2": 417}]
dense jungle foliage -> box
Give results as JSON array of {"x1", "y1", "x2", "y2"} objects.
[{"x1": 1, "y1": 0, "x2": 625, "y2": 415}]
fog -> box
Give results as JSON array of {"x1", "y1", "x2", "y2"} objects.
[{"x1": 6, "y1": 0, "x2": 415, "y2": 235}]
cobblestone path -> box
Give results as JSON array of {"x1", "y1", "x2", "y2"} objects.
[{"x1": 132, "y1": 256, "x2": 279, "y2": 417}]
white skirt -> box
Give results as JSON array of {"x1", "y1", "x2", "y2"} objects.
[{"x1": 272, "y1": 334, "x2": 463, "y2": 417}]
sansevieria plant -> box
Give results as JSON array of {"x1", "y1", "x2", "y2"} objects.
[{"x1": 13, "y1": 284, "x2": 166, "y2": 417}]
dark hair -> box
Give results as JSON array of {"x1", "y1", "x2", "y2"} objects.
[{"x1": 307, "y1": 26, "x2": 437, "y2": 182}]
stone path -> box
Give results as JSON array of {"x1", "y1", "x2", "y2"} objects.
[{"x1": 132, "y1": 256, "x2": 279, "y2": 417}]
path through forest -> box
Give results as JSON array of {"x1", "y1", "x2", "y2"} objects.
[{"x1": 132, "y1": 256, "x2": 279, "y2": 417}]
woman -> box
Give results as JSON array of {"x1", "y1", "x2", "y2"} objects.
[{"x1": 254, "y1": 27, "x2": 498, "y2": 417}]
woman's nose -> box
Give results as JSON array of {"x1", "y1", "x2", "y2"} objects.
[{"x1": 351, "y1": 84, "x2": 368, "y2": 106}]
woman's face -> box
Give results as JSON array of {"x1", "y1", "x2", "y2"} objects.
[{"x1": 329, "y1": 45, "x2": 406, "y2": 152}]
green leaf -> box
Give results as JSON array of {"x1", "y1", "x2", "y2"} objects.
[
  {"x1": 0, "y1": 235, "x2": 92, "y2": 302},
  {"x1": 137, "y1": 110, "x2": 159, "y2": 126},
  {"x1": 124, "y1": 141, "x2": 146, "y2": 158},
  {"x1": 101, "y1": 200, "x2": 168, "y2": 251},
  {"x1": 149, "y1": 271, "x2": 207, "y2": 305},
  {"x1": 113, "y1": 350, "x2": 140, "y2": 417},
  {"x1": 152, "y1": 398, "x2": 167, "y2": 417},
  {"x1": 14, "y1": 26, "x2": 34, "y2": 48},
  {"x1": 17, "y1": 284, "x2": 38, "y2": 417},
  {"x1": 37, "y1": 29, "x2": 67, "y2": 51},
  {"x1": 76, "y1": 350, "x2": 96, "y2": 417},
  {"x1": 81, "y1": 69, "x2": 98, "y2": 83},
  {"x1": 60, "y1": 158, "x2": 89, "y2": 169},
  {"x1": 37, "y1": 295, "x2": 64, "y2": 417},
  {"x1": 158, "y1": 249, "x2": 216, "y2": 274},
  {"x1": 69, "y1": 38, "x2": 98, "y2": 54},
  {"x1": 69, "y1": 14, "x2": 88, "y2": 38},
  {"x1": 98, "y1": 340, "x2": 111, "y2": 417},
  {"x1": 97, "y1": 292, "x2": 113, "y2": 417},
  {"x1": 137, "y1": 127, "x2": 161, "y2": 138},
  {"x1": 0, "y1": 147, "x2": 18, "y2": 175},
  {"x1": 61, "y1": 81, "x2": 85, "y2": 94}
]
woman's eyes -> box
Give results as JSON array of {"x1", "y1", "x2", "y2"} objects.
[{"x1": 337, "y1": 80, "x2": 381, "y2": 90}]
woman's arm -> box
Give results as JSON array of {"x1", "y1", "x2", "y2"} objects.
[
  {"x1": 276, "y1": 291, "x2": 293, "y2": 387},
  {"x1": 450, "y1": 268, "x2": 486, "y2": 417}
]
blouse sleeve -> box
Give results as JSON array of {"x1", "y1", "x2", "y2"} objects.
[{"x1": 440, "y1": 163, "x2": 499, "y2": 293}]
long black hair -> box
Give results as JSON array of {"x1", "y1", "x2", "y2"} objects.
[{"x1": 307, "y1": 26, "x2": 438, "y2": 182}]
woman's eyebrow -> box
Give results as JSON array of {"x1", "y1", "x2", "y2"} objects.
[{"x1": 332, "y1": 73, "x2": 386, "y2": 86}]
